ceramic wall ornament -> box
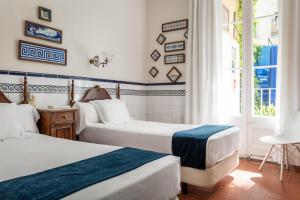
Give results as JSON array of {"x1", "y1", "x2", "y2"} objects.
[
  {"x1": 38, "y1": 7, "x2": 52, "y2": 22},
  {"x1": 164, "y1": 41, "x2": 185, "y2": 52},
  {"x1": 149, "y1": 67, "x2": 159, "y2": 78},
  {"x1": 167, "y1": 66, "x2": 182, "y2": 83},
  {"x1": 164, "y1": 54, "x2": 185, "y2": 64},
  {"x1": 151, "y1": 50, "x2": 161, "y2": 61},
  {"x1": 162, "y1": 19, "x2": 188, "y2": 32},
  {"x1": 25, "y1": 21, "x2": 62, "y2": 44},
  {"x1": 184, "y1": 29, "x2": 188, "y2": 39},
  {"x1": 19, "y1": 40, "x2": 67, "y2": 66},
  {"x1": 156, "y1": 34, "x2": 166, "y2": 45}
]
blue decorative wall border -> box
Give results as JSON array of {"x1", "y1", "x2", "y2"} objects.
[
  {"x1": 0, "y1": 70, "x2": 185, "y2": 86},
  {"x1": 0, "y1": 83, "x2": 185, "y2": 96}
]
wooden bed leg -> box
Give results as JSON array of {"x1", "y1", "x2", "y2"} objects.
[{"x1": 181, "y1": 182, "x2": 188, "y2": 194}]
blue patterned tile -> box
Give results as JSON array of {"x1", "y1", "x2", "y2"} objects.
[
  {"x1": 57, "y1": 75, "x2": 70, "y2": 79},
  {"x1": 0, "y1": 83, "x2": 23, "y2": 93},
  {"x1": 43, "y1": 73, "x2": 58, "y2": 78},
  {"x1": 0, "y1": 82, "x2": 185, "y2": 96},
  {"x1": 0, "y1": 69, "x2": 186, "y2": 86},
  {"x1": 69, "y1": 76, "x2": 85, "y2": 80},
  {"x1": 19, "y1": 40, "x2": 67, "y2": 65},
  {"x1": 9, "y1": 71, "x2": 26, "y2": 76},
  {"x1": 0, "y1": 70, "x2": 9, "y2": 75},
  {"x1": 146, "y1": 82, "x2": 185, "y2": 86},
  {"x1": 27, "y1": 72, "x2": 44, "y2": 77}
]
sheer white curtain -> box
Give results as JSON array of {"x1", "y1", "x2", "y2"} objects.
[
  {"x1": 185, "y1": 0, "x2": 223, "y2": 124},
  {"x1": 275, "y1": 0, "x2": 300, "y2": 165},
  {"x1": 276, "y1": 0, "x2": 300, "y2": 134}
]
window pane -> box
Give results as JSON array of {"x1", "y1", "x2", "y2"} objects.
[
  {"x1": 252, "y1": 0, "x2": 278, "y2": 117},
  {"x1": 222, "y1": 0, "x2": 243, "y2": 116},
  {"x1": 223, "y1": 5, "x2": 230, "y2": 31},
  {"x1": 254, "y1": 0, "x2": 278, "y2": 18}
]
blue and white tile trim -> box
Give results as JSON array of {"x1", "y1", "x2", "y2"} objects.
[
  {"x1": 0, "y1": 83, "x2": 185, "y2": 96},
  {"x1": 0, "y1": 70, "x2": 185, "y2": 86},
  {"x1": 0, "y1": 69, "x2": 186, "y2": 123},
  {"x1": 0, "y1": 70, "x2": 185, "y2": 96}
]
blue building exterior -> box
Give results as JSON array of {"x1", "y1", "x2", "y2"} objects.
[{"x1": 254, "y1": 45, "x2": 278, "y2": 106}]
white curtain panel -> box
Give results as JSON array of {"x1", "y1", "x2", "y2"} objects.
[
  {"x1": 275, "y1": 0, "x2": 300, "y2": 165},
  {"x1": 185, "y1": 0, "x2": 223, "y2": 124},
  {"x1": 276, "y1": 0, "x2": 300, "y2": 134}
]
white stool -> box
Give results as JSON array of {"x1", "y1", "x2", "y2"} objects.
[{"x1": 259, "y1": 135, "x2": 300, "y2": 181}]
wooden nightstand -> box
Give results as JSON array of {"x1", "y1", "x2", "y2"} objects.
[{"x1": 37, "y1": 108, "x2": 77, "y2": 140}]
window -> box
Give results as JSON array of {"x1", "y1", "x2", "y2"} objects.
[
  {"x1": 232, "y1": 47, "x2": 237, "y2": 69},
  {"x1": 233, "y1": 11, "x2": 237, "y2": 39},
  {"x1": 221, "y1": 0, "x2": 278, "y2": 117},
  {"x1": 222, "y1": 5, "x2": 230, "y2": 31},
  {"x1": 252, "y1": 0, "x2": 278, "y2": 117},
  {"x1": 222, "y1": 0, "x2": 243, "y2": 116}
]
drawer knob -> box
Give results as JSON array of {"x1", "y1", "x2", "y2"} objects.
[{"x1": 62, "y1": 115, "x2": 67, "y2": 119}]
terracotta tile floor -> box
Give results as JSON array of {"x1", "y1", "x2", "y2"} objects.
[{"x1": 179, "y1": 159, "x2": 300, "y2": 200}]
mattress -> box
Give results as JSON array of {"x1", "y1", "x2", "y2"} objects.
[
  {"x1": 0, "y1": 134, "x2": 180, "y2": 200},
  {"x1": 80, "y1": 120, "x2": 240, "y2": 168}
]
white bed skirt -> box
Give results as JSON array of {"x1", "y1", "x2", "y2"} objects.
[{"x1": 181, "y1": 151, "x2": 239, "y2": 187}]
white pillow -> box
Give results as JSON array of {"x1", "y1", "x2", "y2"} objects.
[
  {"x1": 0, "y1": 103, "x2": 24, "y2": 140},
  {"x1": 17, "y1": 104, "x2": 40, "y2": 133},
  {"x1": 91, "y1": 99, "x2": 131, "y2": 124},
  {"x1": 73, "y1": 102, "x2": 100, "y2": 134}
]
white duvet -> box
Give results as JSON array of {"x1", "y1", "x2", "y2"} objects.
[
  {"x1": 79, "y1": 120, "x2": 240, "y2": 168},
  {"x1": 0, "y1": 134, "x2": 180, "y2": 200}
]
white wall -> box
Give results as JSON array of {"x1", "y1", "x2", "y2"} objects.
[
  {"x1": 0, "y1": 0, "x2": 148, "y2": 83},
  {"x1": 146, "y1": 0, "x2": 189, "y2": 83}
]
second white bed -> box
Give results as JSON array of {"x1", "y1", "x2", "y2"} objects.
[
  {"x1": 79, "y1": 120, "x2": 240, "y2": 168},
  {"x1": 0, "y1": 134, "x2": 180, "y2": 200}
]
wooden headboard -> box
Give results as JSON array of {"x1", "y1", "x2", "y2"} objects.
[
  {"x1": 0, "y1": 90, "x2": 11, "y2": 103},
  {"x1": 69, "y1": 80, "x2": 120, "y2": 106},
  {"x1": 0, "y1": 76, "x2": 29, "y2": 104}
]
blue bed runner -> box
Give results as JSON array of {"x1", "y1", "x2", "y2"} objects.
[
  {"x1": 172, "y1": 125, "x2": 233, "y2": 170},
  {"x1": 0, "y1": 147, "x2": 167, "y2": 200}
]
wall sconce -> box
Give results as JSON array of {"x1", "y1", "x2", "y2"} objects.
[{"x1": 89, "y1": 52, "x2": 114, "y2": 68}]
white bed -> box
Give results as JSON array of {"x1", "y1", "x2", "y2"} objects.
[
  {"x1": 71, "y1": 84, "x2": 240, "y2": 189},
  {"x1": 0, "y1": 134, "x2": 181, "y2": 200},
  {"x1": 0, "y1": 86, "x2": 181, "y2": 200},
  {"x1": 79, "y1": 120, "x2": 240, "y2": 188},
  {"x1": 79, "y1": 120, "x2": 240, "y2": 169}
]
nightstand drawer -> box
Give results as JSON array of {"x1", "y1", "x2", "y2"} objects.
[
  {"x1": 54, "y1": 111, "x2": 74, "y2": 124},
  {"x1": 53, "y1": 124, "x2": 74, "y2": 140}
]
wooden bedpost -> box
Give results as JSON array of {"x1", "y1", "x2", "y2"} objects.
[
  {"x1": 21, "y1": 76, "x2": 29, "y2": 104},
  {"x1": 116, "y1": 83, "x2": 120, "y2": 99},
  {"x1": 70, "y1": 80, "x2": 75, "y2": 107},
  {"x1": 181, "y1": 183, "x2": 188, "y2": 194}
]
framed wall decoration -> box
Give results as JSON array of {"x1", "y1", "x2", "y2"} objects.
[
  {"x1": 167, "y1": 66, "x2": 182, "y2": 83},
  {"x1": 25, "y1": 21, "x2": 62, "y2": 44},
  {"x1": 151, "y1": 50, "x2": 161, "y2": 61},
  {"x1": 164, "y1": 41, "x2": 185, "y2": 52},
  {"x1": 184, "y1": 29, "x2": 188, "y2": 39},
  {"x1": 38, "y1": 7, "x2": 52, "y2": 22},
  {"x1": 164, "y1": 54, "x2": 185, "y2": 64},
  {"x1": 19, "y1": 40, "x2": 67, "y2": 66},
  {"x1": 162, "y1": 19, "x2": 188, "y2": 32},
  {"x1": 156, "y1": 34, "x2": 166, "y2": 45},
  {"x1": 149, "y1": 67, "x2": 159, "y2": 78}
]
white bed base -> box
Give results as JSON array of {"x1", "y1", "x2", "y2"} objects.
[{"x1": 181, "y1": 151, "x2": 239, "y2": 188}]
